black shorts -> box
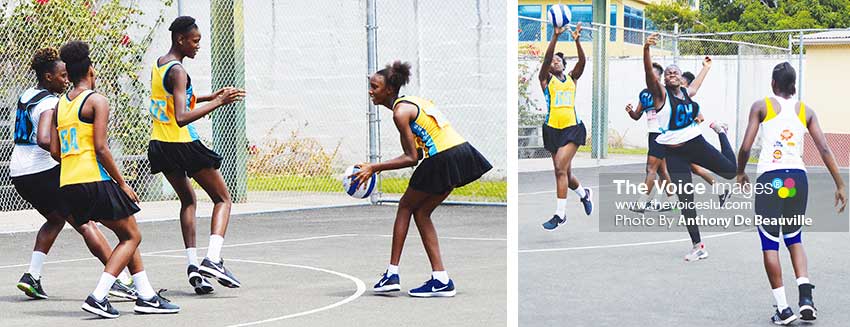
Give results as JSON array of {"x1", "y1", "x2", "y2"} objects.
[
  {"x1": 148, "y1": 140, "x2": 223, "y2": 177},
  {"x1": 11, "y1": 165, "x2": 61, "y2": 213},
  {"x1": 408, "y1": 142, "x2": 493, "y2": 194},
  {"x1": 542, "y1": 122, "x2": 586, "y2": 154},
  {"x1": 59, "y1": 180, "x2": 141, "y2": 225},
  {"x1": 647, "y1": 132, "x2": 667, "y2": 159},
  {"x1": 755, "y1": 169, "x2": 807, "y2": 251}
]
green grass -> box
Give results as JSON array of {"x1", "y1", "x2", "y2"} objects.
[{"x1": 246, "y1": 174, "x2": 506, "y2": 201}]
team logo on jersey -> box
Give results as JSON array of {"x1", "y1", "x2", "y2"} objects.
[
  {"x1": 780, "y1": 129, "x2": 793, "y2": 141},
  {"x1": 774, "y1": 141, "x2": 783, "y2": 148},
  {"x1": 772, "y1": 177, "x2": 797, "y2": 199},
  {"x1": 773, "y1": 150, "x2": 782, "y2": 160},
  {"x1": 787, "y1": 141, "x2": 796, "y2": 147}
]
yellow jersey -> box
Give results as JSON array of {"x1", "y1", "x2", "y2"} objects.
[
  {"x1": 394, "y1": 96, "x2": 465, "y2": 158},
  {"x1": 56, "y1": 90, "x2": 111, "y2": 187},
  {"x1": 544, "y1": 75, "x2": 579, "y2": 129},
  {"x1": 150, "y1": 60, "x2": 199, "y2": 143}
]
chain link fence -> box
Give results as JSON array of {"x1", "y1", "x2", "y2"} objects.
[
  {"x1": 0, "y1": 0, "x2": 505, "y2": 212},
  {"x1": 519, "y1": 13, "x2": 850, "y2": 169}
]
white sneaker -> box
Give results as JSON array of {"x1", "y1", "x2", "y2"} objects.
[{"x1": 684, "y1": 242, "x2": 709, "y2": 261}]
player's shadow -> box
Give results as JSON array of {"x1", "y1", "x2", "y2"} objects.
[
  {"x1": 0, "y1": 295, "x2": 80, "y2": 303},
  {"x1": 21, "y1": 310, "x2": 89, "y2": 318},
  {"x1": 162, "y1": 289, "x2": 238, "y2": 299}
]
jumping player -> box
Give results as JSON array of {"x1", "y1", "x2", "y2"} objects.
[
  {"x1": 355, "y1": 61, "x2": 492, "y2": 297},
  {"x1": 737, "y1": 62, "x2": 846, "y2": 325},
  {"x1": 13, "y1": 47, "x2": 136, "y2": 301},
  {"x1": 149, "y1": 16, "x2": 245, "y2": 294},
  {"x1": 53, "y1": 40, "x2": 179, "y2": 318},
  {"x1": 537, "y1": 22, "x2": 593, "y2": 231}
]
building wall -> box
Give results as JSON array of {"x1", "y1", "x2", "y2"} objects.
[{"x1": 802, "y1": 44, "x2": 850, "y2": 134}]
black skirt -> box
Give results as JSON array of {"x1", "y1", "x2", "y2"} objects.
[
  {"x1": 542, "y1": 122, "x2": 587, "y2": 153},
  {"x1": 148, "y1": 140, "x2": 223, "y2": 177},
  {"x1": 59, "y1": 180, "x2": 141, "y2": 225},
  {"x1": 11, "y1": 165, "x2": 61, "y2": 213},
  {"x1": 647, "y1": 132, "x2": 667, "y2": 159},
  {"x1": 408, "y1": 142, "x2": 492, "y2": 194}
]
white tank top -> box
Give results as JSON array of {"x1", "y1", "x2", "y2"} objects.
[{"x1": 756, "y1": 96, "x2": 807, "y2": 174}]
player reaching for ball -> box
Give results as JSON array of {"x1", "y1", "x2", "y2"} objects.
[
  {"x1": 354, "y1": 61, "x2": 492, "y2": 297},
  {"x1": 737, "y1": 62, "x2": 846, "y2": 325}
]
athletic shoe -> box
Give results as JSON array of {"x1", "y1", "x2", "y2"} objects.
[
  {"x1": 16, "y1": 273, "x2": 48, "y2": 300},
  {"x1": 134, "y1": 289, "x2": 180, "y2": 314},
  {"x1": 199, "y1": 257, "x2": 241, "y2": 288},
  {"x1": 81, "y1": 294, "x2": 119, "y2": 319},
  {"x1": 684, "y1": 242, "x2": 709, "y2": 261},
  {"x1": 373, "y1": 271, "x2": 401, "y2": 292},
  {"x1": 710, "y1": 121, "x2": 728, "y2": 134},
  {"x1": 542, "y1": 215, "x2": 566, "y2": 231},
  {"x1": 580, "y1": 188, "x2": 593, "y2": 215},
  {"x1": 408, "y1": 278, "x2": 456, "y2": 298},
  {"x1": 109, "y1": 279, "x2": 138, "y2": 300},
  {"x1": 798, "y1": 283, "x2": 817, "y2": 321},
  {"x1": 771, "y1": 306, "x2": 798, "y2": 325},
  {"x1": 188, "y1": 264, "x2": 214, "y2": 295},
  {"x1": 718, "y1": 189, "x2": 732, "y2": 207},
  {"x1": 628, "y1": 201, "x2": 654, "y2": 213}
]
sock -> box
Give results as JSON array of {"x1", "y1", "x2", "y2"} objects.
[
  {"x1": 91, "y1": 272, "x2": 117, "y2": 301},
  {"x1": 555, "y1": 198, "x2": 567, "y2": 218},
  {"x1": 572, "y1": 185, "x2": 587, "y2": 199},
  {"x1": 28, "y1": 251, "x2": 46, "y2": 280},
  {"x1": 186, "y1": 247, "x2": 199, "y2": 266},
  {"x1": 206, "y1": 235, "x2": 224, "y2": 263},
  {"x1": 132, "y1": 271, "x2": 157, "y2": 300},
  {"x1": 386, "y1": 264, "x2": 399, "y2": 276},
  {"x1": 432, "y1": 271, "x2": 450, "y2": 284},
  {"x1": 797, "y1": 277, "x2": 810, "y2": 286},
  {"x1": 772, "y1": 286, "x2": 789, "y2": 310},
  {"x1": 118, "y1": 268, "x2": 133, "y2": 284}
]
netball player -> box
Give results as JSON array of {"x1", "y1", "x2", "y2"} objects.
[
  {"x1": 149, "y1": 16, "x2": 245, "y2": 293},
  {"x1": 642, "y1": 33, "x2": 736, "y2": 261},
  {"x1": 13, "y1": 47, "x2": 136, "y2": 301},
  {"x1": 737, "y1": 62, "x2": 845, "y2": 324},
  {"x1": 355, "y1": 61, "x2": 492, "y2": 297},
  {"x1": 537, "y1": 23, "x2": 593, "y2": 231},
  {"x1": 53, "y1": 41, "x2": 178, "y2": 318}
]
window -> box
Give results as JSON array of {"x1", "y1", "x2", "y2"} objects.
[
  {"x1": 519, "y1": 5, "x2": 542, "y2": 41},
  {"x1": 624, "y1": 6, "x2": 644, "y2": 45},
  {"x1": 610, "y1": 5, "x2": 617, "y2": 42},
  {"x1": 545, "y1": 5, "x2": 592, "y2": 42}
]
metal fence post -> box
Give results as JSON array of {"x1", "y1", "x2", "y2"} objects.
[
  {"x1": 591, "y1": 1, "x2": 608, "y2": 159},
  {"x1": 735, "y1": 43, "x2": 742, "y2": 148},
  {"x1": 673, "y1": 23, "x2": 679, "y2": 65},
  {"x1": 211, "y1": 0, "x2": 247, "y2": 202},
  {"x1": 797, "y1": 31, "x2": 804, "y2": 102},
  {"x1": 366, "y1": 0, "x2": 381, "y2": 205}
]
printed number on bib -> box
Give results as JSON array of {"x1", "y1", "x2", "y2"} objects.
[{"x1": 59, "y1": 127, "x2": 80, "y2": 154}]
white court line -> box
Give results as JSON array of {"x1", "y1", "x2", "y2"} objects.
[
  {"x1": 519, "y1": 184, "x2": 598, "y2": 196},
  {"x1": 518, "y1": 229, "x2": 754, "y2": 253},
  {"x1": 145, "y1": 254, "x2": 367, "y2": 327},
  {"x1": 359, "y1": 234, "x2": 506, "y2": 242}
]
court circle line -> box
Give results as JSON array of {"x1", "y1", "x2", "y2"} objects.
[{"x1": 145, "y1": 254, "x2": 366, "y2": 327}]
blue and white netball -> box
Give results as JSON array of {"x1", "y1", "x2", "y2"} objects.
[
  {"x1": 548, "y1": 4, "x2": 571, "y2": 28},
  {"x1": 343, "y1": 165, "x2": 376, "y2": 199}
]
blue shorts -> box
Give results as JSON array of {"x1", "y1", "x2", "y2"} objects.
[{"x1": 755, "y1": 169, "x2": 807, "y2": 251}]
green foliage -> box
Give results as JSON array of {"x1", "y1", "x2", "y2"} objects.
[
  {"x1": 0, "y1": 0, "x2": 172, "y2": 155},
  {"x1": 645, "y1": 0, "x2": 699, "y2": 32},
  {"x1": 518, "y1": 62, "x2": 545, "y2": 127}
]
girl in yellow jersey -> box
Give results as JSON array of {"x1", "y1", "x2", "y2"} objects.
[
  {"x1": 355, "y1": 61, "x2": 492, "y2": 297},
  {"x1": 51, "y1": 41, "x2": 179, "y2": 318},
  {"x1": 539, "y1": 23, "x2": 593, "y2": 231},
  {"x1": 148, "y1": 16, "x2": 245, "y2": 294}
]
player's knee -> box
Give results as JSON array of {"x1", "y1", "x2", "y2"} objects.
[
  {"x1": 759, "y1": 226, "x2": 781, "y2": 251},
  {"x1": 783, "y1": 229, "x2": 802, "y2": 248}
]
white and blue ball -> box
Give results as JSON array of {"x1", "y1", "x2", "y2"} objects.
[
  {"x1": 343, "y1": 165, "x2": 376, "y2": 199},
  {"x1": 548, "y1": 4, "x2": 572, "y2": 28}
]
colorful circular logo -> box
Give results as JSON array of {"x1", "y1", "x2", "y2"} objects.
[
  {"x1": 773, "y1": 150, "x2": 782, "y2": 159},
  {"x1": 773, "y1": 177, "x2": 797, "y2": 198}
]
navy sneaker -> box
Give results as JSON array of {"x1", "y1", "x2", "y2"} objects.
[
  {"x1": 109, "y1": 279, "x2": 138, "y2": 300},
  {"x1": 580, "y1": 187, "x2": 593, "y2": 215},
  {"x1": 199, "y1": 257, "x2": 241, "y2": 288},
  {"x1": 798, "y1": 283, "x2": 817, "y2": 321},
  {"x1": 373, "y1": 271, "x2": 401, "y2": 292},
  {"x1": 771, "y1": 307, "x2": 798, "y2": 325},
  {"x1": 542, "y1": 215, "x2": 566, "y2": 231},
  {"x1": 81, "y1": 294, "x2": 119, "y2": 319},
  {"x1": 188, "y1": 264, "x2": 214, "y2": 295},
  {"x1": 408, "y1": 278, "x2": 456, "y2": 297},
  {"x1": 134, "y1": 289, "x2": 180, "y2": 314},
  {"x1": 16, "y1": 273, "x2": 47, "y2": 300},
  {"x1": 718, "y1": 189, "x2": 732, "y2": 207}
]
